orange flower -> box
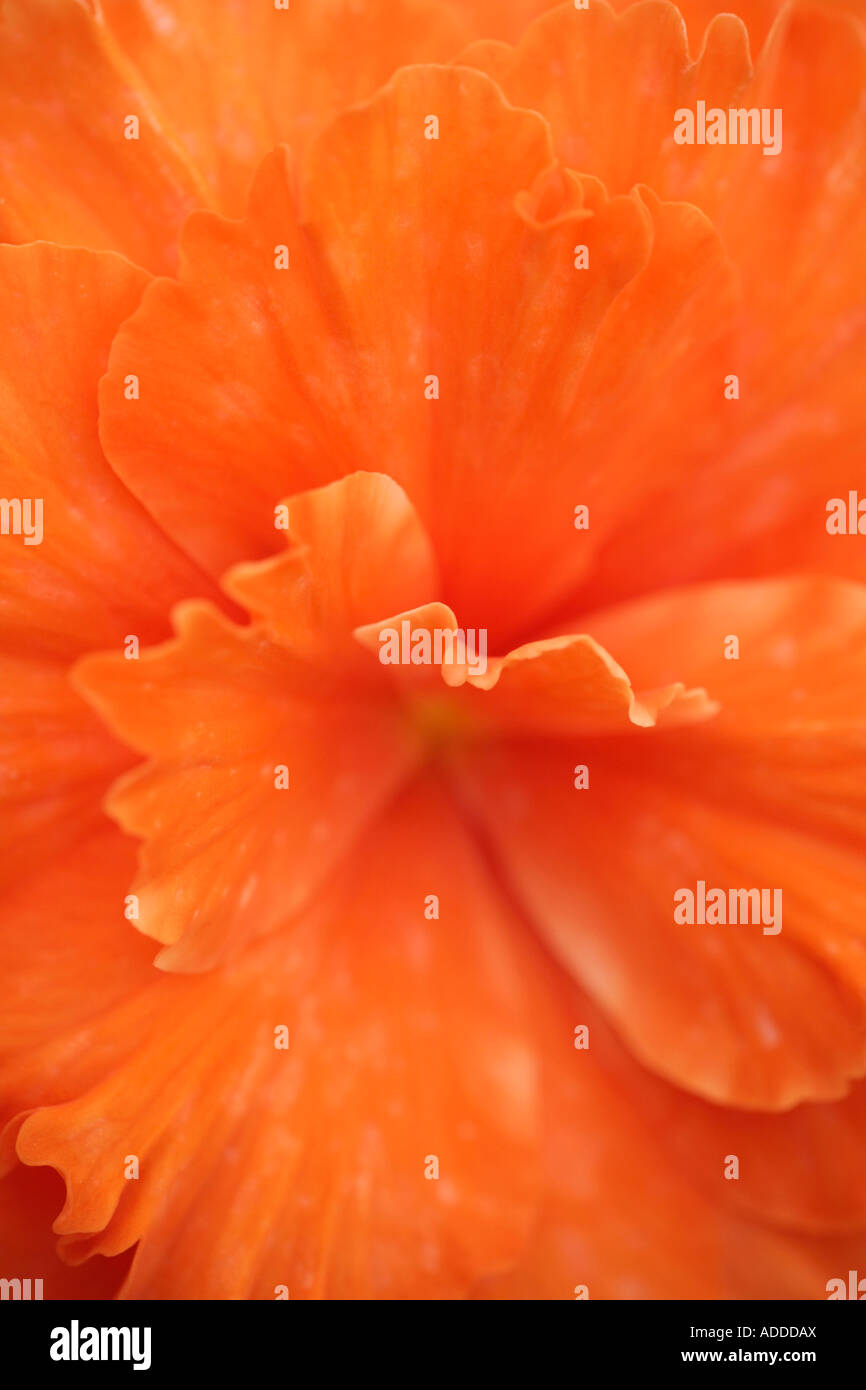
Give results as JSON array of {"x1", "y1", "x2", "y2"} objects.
[{"x1": 1, "y1": 0, "x2": 865, "y2": 1299}]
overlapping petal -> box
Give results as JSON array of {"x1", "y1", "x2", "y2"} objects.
[
  {"x1": 0, "y1": 0, "x2": 202, "y2": 272},
  {"x1": 455, "y1": 578, "x2": 866, "y2": 1111},
  {"x1": 0, "y1": 0, "x2": 469, "y2": 271},
  {"x1": 462, "y1": 1, "x2": 866, "y2": 607},
  {"x1": 7, "y1": 788, "x2": 539, "y2": 1299},
  {"x1": 0, "y1": 827, "x2": 155, "y2": 1113},
  {"x1": 0, "y1": 244, "x2": 212, "y2": 658},
  {"x1": 0, "y1": 244, "x2": 216, "y2": 882},
  {"x1": 0, "y1": 0, "x2": 863, "y2": 1306},
  {"x1": 75, "y1": 600, "x2": 422, "y2": 972},
  {"x1": 474, "y1": 950, "x2": 866, "y2": 1298},
  {"x1": 99, "y1": 64, "x2": 736, "y2": 648},
  {"x1": 0, "y1": 1163, "x2": 130, "y2": 1300},
  {"x1": 225, "y1": 472, "x2": 440, "y2": 674}
]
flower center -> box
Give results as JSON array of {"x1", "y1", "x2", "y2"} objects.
[{"x1": 405, "y1": 688, "x2": 482, "y2": 760}]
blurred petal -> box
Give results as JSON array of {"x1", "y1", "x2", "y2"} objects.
[
  {"x1": 0, "y1": 827, "x2": 156, "y2": 1134},
  {"x1": 0, "y1": 244, "x2": 212, "y2": 660},
  {"x1": 0, "y1": 654, "x2": 129, "y2": 890},
  {"x1": 609, "y1": 0, "x2": 866, "y2": 62},
  {"x1": 0, "y1": 244, "x2": 216, "y2": 878},
  {"x1": 0, "y1": 1163, "x2": 131, "y2": 1300},
  {"x1": 10, "y1": 785, "x2": 539, "y2": 1299},
  {"x1": 0, "y1": 0, "x2": 203, "y2": 271},
  {"x1": 638, "y1": 1064, "x2": 866, "y2": 1236},
  {"x1": 96, "y1": 0, "x2": 468, "y2": 213},
  {"x1": 476, "y1": 950, "x2": 866, "y2": 1298},
  {"x1": 461, "y1": 0, "x2": 561, "y2": 44}
]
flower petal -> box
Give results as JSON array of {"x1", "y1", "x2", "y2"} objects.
[
  {"x1": 459, "y1": 631, "x2": 717, "y2": 731},
  {"x1": 475, "y1": 948, "x2": 866, "y2": 1297},
  {"x1": 0, "y1": 244, "x2": 215, "y2": 876},
  {"x1": 74, "y1": 599, "x2": 422, "y2": 972},
  {"x1": 0, "y1": 654, "x2": 130, "y2": 890},
  {"x1": 455, "y1": 578, "x2": 866, "y2": 1110},
  {"x1": 0, "y1": 827, "x2": 154, "y2": 1133},
  {"x1": 0, "y1": 0, "x2": 468, "y2": 271},
  {"x1": 637, "y1": 1064, "x2": 866, "y2": 1236},
  {"x1": 0, "y1": 244, "x2": 214, "y2": 659},
  {"x1": 99, "y1": 65, "x2": 735, "y2": 649},
  {"x1": 0, "y1": 1163, "x2": 131, "y2": 1300},
  {"x1": 459, "y1": 0, "x2": 751, "y2": 197},
  {"x1": 467, "y1": 0, "x2": 866, "y2": 605},
  {"x1": 461, "y1": 0, "x2": 563, "y2": 44},
  {"x1": 12, "y1": 785, "x2": 539, "y2": 1299},
  {"x1": 96, "y1": 0, "x2": 469, "y2": 214},
  {"x1": 225, "y1": 471, "x2": 440, "y2": 673},
  {"x1": 0, "y1": 0, "x2": 203, "y2": 272}
]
